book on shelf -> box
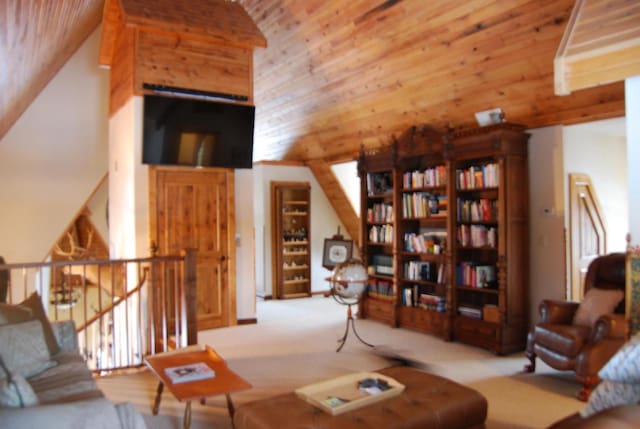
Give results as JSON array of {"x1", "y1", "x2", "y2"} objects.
[
  {"x1": 402, "y1": 193, "x2": 447, "y2": 218},
  {"x1": 368, "y1": 224, "x2": 393, "y2": 244},
  {"x1": 403, "y1": 166, "x2": 447, "y2": 189},
  {"x1": 457, "y1": 198, "x2": 497, "y2": 222},
  {"x1": 403, "y1": 228, "x2": 446, "y2": 254},
  {"x1": 457, "y1": 262, "x2": 496, "y2": 288},
  {"x1": 164, "y1": 362, "x2": 216, "y2": 384},
  {"x1": 418, "y1": 293, "x2": 446, "y2": 312},
  {"x1": 456, "y1": 163, "x2": 499, "y2": 190},
  {"x1": 403, "y1": 261, "x2": 439, "y2": 282},
  {"x1": 457, "y1": 224, "x2": 497, "y2": 248},
  {"x1": 368, "y1": 203, "x2": 393, "y2": 223},
  {"x1": 366, "y1": 279, "x2": 395, "y2": 300},
  {"x1": 402, "y1": 287, "x2": 413, "y2": 306},
  {"x1": 458, "y1": 305, "x2": 482, "y2": 319}
]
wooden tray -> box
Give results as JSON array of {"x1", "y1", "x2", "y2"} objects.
[{"x1": 294, "y1": 372, "x2": 405, "y2": 415}]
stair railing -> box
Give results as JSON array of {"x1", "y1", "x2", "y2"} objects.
[{"x1": 0, "y1": 250, "x2": 197, "y2": 373}]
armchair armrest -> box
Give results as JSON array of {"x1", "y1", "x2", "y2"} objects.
[
  {"x1": 539, "y1": 300, "x2": 580, "y2": 324},
  {"x1": 50, "y1": 320, "x2": 78, "y2": 353},
  {"x1": 576, "y1": 314, "x2": 628, "y2": 381},
  {"x1": 591, "y1": 313, "x2": 628, "y2": 342}
]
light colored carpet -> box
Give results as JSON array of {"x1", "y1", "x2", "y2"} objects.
[{"x1": 98, "y1": 296, "x2": 585, "y2": 428}]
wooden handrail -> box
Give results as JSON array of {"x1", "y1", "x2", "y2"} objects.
[
  {"x1": 75, "y1": 267, "x2": 149, "y2": 332},
  {"x1": 0, "y1": 254, "x2": 183, "y2": 271}
]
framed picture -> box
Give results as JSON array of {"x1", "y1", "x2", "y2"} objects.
[{"x1": 323, "y1": 238, "x2": 353, "y2": 270}]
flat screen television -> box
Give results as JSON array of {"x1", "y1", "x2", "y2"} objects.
[{"x1": 142, "y1": 95, "x2": 255, "y2": 169}]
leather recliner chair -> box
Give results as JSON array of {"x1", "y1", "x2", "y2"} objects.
[{"x1": 524, "y1": 253, "x2": 628, "y2": 401}]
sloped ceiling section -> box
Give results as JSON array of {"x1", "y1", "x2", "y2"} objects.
[
  {"x1": 0, "y1": 0, "x2": 104, "y2": 142},
  {"x1": 239, "y1": 0, "x2": 625, "y2": 162},
  {"x1": 1, "y1": 0, "x2": 627, "y2": 162}
]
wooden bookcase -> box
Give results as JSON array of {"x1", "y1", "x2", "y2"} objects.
[
  {"x1": 358, "y1": 147, "x2": 397, "y2": 325},
  {"x1": 358, "y1": 123, "x2": 529, "y2": 354},
  {"x1": 449, "y1": 124, "x2": 529, "y2": 354},
  {"x1": 271, "y1": 182, "x2": 312, "y2": 299},
  {"x1": 395, "y1": 126, "x2": 453, "y2": 340}
]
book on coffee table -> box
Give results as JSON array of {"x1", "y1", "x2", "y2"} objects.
[{"x1": 164, "y1": 362, "x2": 216, "y2": 384}]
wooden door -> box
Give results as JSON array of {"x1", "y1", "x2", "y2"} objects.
[
  {"x1": 568, "y1": 173, "x2": 606, "y2": 301},
  {"x1": 150, "y1": 167, "x2": 236, "y2": 330}
]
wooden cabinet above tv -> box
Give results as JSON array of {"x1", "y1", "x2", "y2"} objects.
[{"x1": 98, "y1": 0, "x2": 267, "y2": 114}]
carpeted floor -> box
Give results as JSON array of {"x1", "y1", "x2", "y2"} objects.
[{"x1": 98, "y1": 296, "x2": 585, "y2": 428}]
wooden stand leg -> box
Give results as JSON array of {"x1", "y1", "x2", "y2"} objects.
[
  {"x1": 152, "y1": 382, "x2": 164, "y2": 415},
  {"x1": 183, "y1": 401, "x2": 192, "y2": 429},
  {"x1": 225, "y1": 393, "x2": 235, "y2": 419}
]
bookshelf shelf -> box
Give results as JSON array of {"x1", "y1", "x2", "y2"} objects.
[
  {"x1": 368, "y1": 273, "x2": 393, "y2": 281},
  {"x1": 456, "y1": 286, "x2": 498, "y2": 294}
]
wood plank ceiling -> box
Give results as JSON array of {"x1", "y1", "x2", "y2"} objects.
[
  {"x1": 239, "y1": 0, "x2": 626, "y2": 162},
  {"x1": 1, "y1": 0, "x2": 627, "y2": 164}
]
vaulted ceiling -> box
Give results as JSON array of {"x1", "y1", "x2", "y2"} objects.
[{"x1": 0, "y1": 0, "x2": 627, "y2": 164}]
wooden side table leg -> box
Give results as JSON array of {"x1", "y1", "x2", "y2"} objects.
[
  {"x1": 225, "y1": 393, "x2": 235, "y2": 419},
  {"x1": 152, "y1": 381, "x2": 164, "y2": 415},
  {"x1": 183, "y1": 401, "x2": 192, "y2": 429}
]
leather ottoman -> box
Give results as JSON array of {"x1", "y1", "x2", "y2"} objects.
[{"x1": 233, "y1": 366, "x2": 487, "y2": 429}]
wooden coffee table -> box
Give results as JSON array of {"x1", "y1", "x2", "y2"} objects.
[{"x1": 145, "y1": 345, "x2": 251, "y2": 429}]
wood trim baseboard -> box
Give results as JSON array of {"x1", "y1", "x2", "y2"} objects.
[{"x1": 237, "y1": 318, "x2": 257, "y2": 325}]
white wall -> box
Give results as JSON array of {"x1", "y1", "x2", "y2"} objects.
[
  {"x1": 86, "y1": 178, "x2": 109, "y2": 242},
  {"x1": 253, "y1": 163, "x2": 350, "y2": 298},
  {"x1": 235, "y1": 169, "x2": 257, "y2": 318},
  {"x1": 0, "y1": 28, "x2": 109, "y2": 263},
  {"x1": 526, "y1": 118, "x2": 628, "y2": 323},
  {"x1": 331, "y1": 160, "x2": 360, "y2": 216},
  {"x1": 563, "y1": 118, "x2": 628, "y2": 252},
  {"x1": 108, "y1": 96, "x2": 150, "y2": 260},
  {"x1": 627, "y1": 77, "x2": 640, "y2": 246},
  {"x1": 528, "y1": 126, "x2": 566, "y2": 321}
]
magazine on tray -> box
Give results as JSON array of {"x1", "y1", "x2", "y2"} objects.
[{"x1": 164, "y1": 362, "x2": 216, "y2": 384}]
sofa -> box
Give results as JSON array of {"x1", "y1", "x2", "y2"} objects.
[
  {"x1": 548, "y1": 404, "x2": 640, "y2": 428},
  {"x1": 0, "y1": 292, "x2": 147, "y2": 429}
]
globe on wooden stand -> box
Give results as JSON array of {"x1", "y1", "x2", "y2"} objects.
[{"x1": 330, "y1": 259, "x2": 374, "y2": 352}]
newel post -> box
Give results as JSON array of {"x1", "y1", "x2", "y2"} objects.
[{"x1": 182, "y1": 249, "x2": 198, "y2": 346}]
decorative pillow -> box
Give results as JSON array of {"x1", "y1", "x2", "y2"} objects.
[
  {"x1": 572, "y1": 288, "x2": 624, "y2": 327},
  {"x1": 599, "y1": 332, "x2": 640, "y2": 383},
  {"x1": 0, "y1": 374, "x2": 38, "y2": 407},
  {"x1": 0, "y1": 320, "x2": 57, "y2": 378},
  {"x1": 580, "y1": 380, "x2": 640, "y2": 418},
  {"x1": 19, "y1": 292, "x2": 59, "y2": 355},
  {"x1": 0, "y1": 303, "x2": 33, "y2": 326}
]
